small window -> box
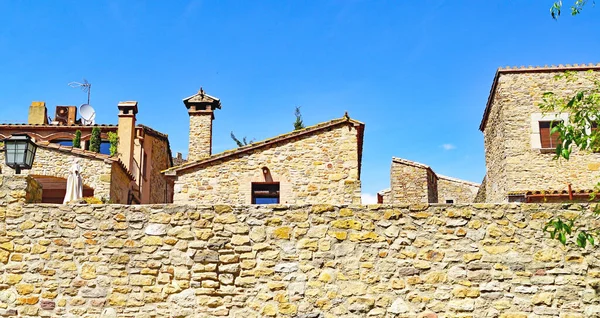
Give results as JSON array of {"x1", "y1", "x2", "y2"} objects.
[
  {"x1": 51, "y1": 140, "x2": 73, "y2": 147},
  {"x1": 252, "y1": 182, "x2": 280, "y2": 204},
  {"x1": 445, "y1": 199, "x2": 454, "y2": 204},
  {"x1": 85, "y1": 140, "x2": 111, "y2": 155},
  {"x1": 539, "y1": 121, "x2": 562, "y2": 149}
]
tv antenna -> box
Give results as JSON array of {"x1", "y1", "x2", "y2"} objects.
[{"x1": 68, "y1": 79, "x2": 92, "y2": 104}]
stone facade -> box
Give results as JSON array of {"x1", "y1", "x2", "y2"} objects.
[
  {"x1": 188, "y1": 114, "x2": 213, "y2": 161},
  {"x1": 390, "y1": 158, "x2": 437, "y2": 204},
  {"x1": 110, "y1": 162, "x2": 133, "y2": 204},
  {"x1": 167, "y1": 118, "x2": 364, "y2": 205},
  {"x1": 437, "y1": 175, "x2": 480, "y2": 204},
  {"x1": 480, "y1": 65, "x2": 600, "y2": 202},
  {"x1": 147, "y1": 133, "x2": 172, "y2": 204},
  {"x1": 0, "y1": 144, "x2": 133, "y2": 204},
  {"x1": 1, "y1": 200, "x2": 600, "y2": 317},
  {"x1": 387, "y1": 158, "x2": 478, "y2": 205}
]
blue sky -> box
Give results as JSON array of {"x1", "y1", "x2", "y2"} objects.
[{"x1": 1, "y1": 1, "x2": 599, "y2": 203}]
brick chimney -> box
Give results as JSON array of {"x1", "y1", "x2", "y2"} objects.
[
  {"x1": 184, "y1": 88, "x2": 221, "y2": 161},
  {"x1": 117, "y1": 101, "x2": 138, "y2": 170},
  {"x1": 28, "y1": 101, "x2": 48, "y2": 125}
]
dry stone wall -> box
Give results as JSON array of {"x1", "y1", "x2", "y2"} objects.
[
  {"x1": 2, "y1": 201, "x2": 600, "y2": 317},
  {"x1": 483, "y1": 69, "x2": 600, "y2": 202}
]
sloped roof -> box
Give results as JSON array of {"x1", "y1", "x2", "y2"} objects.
[
  {"x1": 183, "y1": 89, "x2": 221, "y2": 110},
  {"x1": 479, "y1": 63, "x2": 600, "y2": 132},
  {"x1": 163, "y1": 115, "x2": 365, "y2": 175}
]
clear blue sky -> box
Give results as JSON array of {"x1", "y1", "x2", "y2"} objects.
[{"x1": 1, "y1": 1, "x2": 599, "y2": 202}]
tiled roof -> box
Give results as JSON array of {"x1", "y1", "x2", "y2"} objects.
[
  {"x1": 0, "y1": 123, "x2": 117, "y2": 128},
  {"x1": 163, "y1": 115, "x2": 365, "y2": 175},
  {"x1": 508, "y1": 189, "x2": 598, "y2": 196},
  {"x1": 479, "y1": 63, "x2": 600, "y2": 132}
]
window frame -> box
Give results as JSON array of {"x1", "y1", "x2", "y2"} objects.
[
  {"x1": 251, "y1": 182, "x2": 280, "y2": 204},
  {"x1": 539, "y1": 120, "x2": 563, "y2": 150}
]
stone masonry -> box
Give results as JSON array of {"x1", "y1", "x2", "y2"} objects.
[
  {"x1": 481, "y1": 66, "x2": 600, "y2": 202},
  {"x1": 188, "y1": 114, "x2": 213, "y2": 161},
  {"x1": 1, "y1": 145, "x2": 133, "y2": 204},
  {"x1": 389, "y1": 158, "x2": 438, "y2": 204},
  {"x1": 169, "y1": 118, "x2": 363, "y2": 205},
  {"x1": 437, "y1": 175, "x2": 480, "y2": 204},
  {"x1": 2, "y1": 198, "x2": 600, "y2": 317}
]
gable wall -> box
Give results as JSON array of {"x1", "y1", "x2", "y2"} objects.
[
  {"x1": 484, "y1": 70, "x2": 600, "y2": 202},
  {"x1": 438, "y1": 177, "x2": 479, "y2": 203},
  {"x1": 173, "y1": 123, "x2": 361, "y2": 205},
  {"x1": 390, "y1": 161, "x2": 431, "y2": 204}
]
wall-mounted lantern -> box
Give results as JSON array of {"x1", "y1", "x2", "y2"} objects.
[{"x1": 3, "y1": 134, "x2": 37, "y2": 174}]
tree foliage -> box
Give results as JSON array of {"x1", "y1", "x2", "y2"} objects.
[
  {"x1": 551, "y1": 0, "x2": 593, "y2": 19},
  {"x1": 73, "y1": 130, "x2": 82, "y2": 148},
  {"x1": 107, "y1": 132, "x2": 119, "y2": 156},
  {"x1": 230, "y1": 131, "x2": 254, "y2": 147},
  {"x1": 294, "y1": 106, "x2": 305, "y2": 130},
  {"x1": 89, "y1": 127, "x2": 101, "y2": 153},
  {"x1": 538, "y1": 71, "x2": 600, "y2": 248}
]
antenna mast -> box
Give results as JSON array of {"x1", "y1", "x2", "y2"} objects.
[{"x1": 68, "y1": 79, "x2": 92, "y2": 104}]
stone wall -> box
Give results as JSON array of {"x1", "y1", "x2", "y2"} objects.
[
  {"x1": 2, "y1": 202, "x2": 599, "y2": 317},
  {"x1": 437, "y1": 176, "x2": 480, "y2": 204},
  {"x1": 483, "y1": 69, "x2": 600, "y2": 202},
  {"x1": 110, "y1": 163, "x2": 133, "y2": 204},
  {"x1": 188, "y1": 114, "x2": 213, "y2": 161},
  {"x1": 0, "y1": 146, "x2": 113, "y2": 200},
  {"x1": 147, "y1": 134, "x2": 171, "y2": 204},
  {"x1": 390, "y1": 158, "x2": 434, "y2": 204},
  {"x1": 173, "y1": 123, "x2": 362, "y2": 205}
]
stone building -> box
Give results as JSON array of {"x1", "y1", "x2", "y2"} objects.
[
  {"x1": 163, "y1": 89, "x2": 365, "y2": 205},
  {"x1": 378, "y1": 157, "x2": 479, "y2": 204},
  {"x1": 0, "y1": 101, "x2": 173, "y2": 204},
  {"x1": 480, "y1": 64, "x2": 600, "y2": 203}
]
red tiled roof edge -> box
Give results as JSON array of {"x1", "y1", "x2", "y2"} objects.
[{"x1": 479, "y1": 63, "x2": 600, "y2": 132}]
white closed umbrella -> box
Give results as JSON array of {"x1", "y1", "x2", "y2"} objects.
[{"x1": 63, "y1": 160, "x2": 83, "y2": 204}]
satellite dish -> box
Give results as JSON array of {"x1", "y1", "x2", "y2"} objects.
[{"x1": 80, "y1": 104, "x2": 96, "y2": 125}]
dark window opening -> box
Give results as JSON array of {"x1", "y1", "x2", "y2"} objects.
[
  {"x1": 539, "y1": 121, "x2": 562, "y2": 149},
  {"x1": 252, "y1": 182, "x2": 280, "y2": 204},
  {"x1": 445, "y1": 199, "x2": 454, "y2": 204}
]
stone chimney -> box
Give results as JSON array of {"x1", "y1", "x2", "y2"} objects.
[
  {"x1": 117, "y1": 101, "x2": 138, "y2": 170},
  {"x1": 184, "y1": 88, "x2": 221, "y2": 161},
  {"x1": 28, "y1": 101, "x2": 48, "y2": 125}
]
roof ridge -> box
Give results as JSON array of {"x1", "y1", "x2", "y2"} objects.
[
  {"x1": 391, "y1": 157, "x2": 431, "y2": 170},
  {"x1": 163, "y1": 115, "x2": 363, "y2": 174}
]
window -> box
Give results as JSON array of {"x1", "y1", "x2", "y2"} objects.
[
  {"x1": 51, "y1": 140, "x2": 73, "y2": 147},
  {"x1": 539, "y1": 121, "x2": 562, "y2": 149},
  {"x1": 85, "y1": 140, "x2": 111, "y2": 155},
  {"x1": 445, "y1": 199, "x2": 454, "y2": 204},
  {"x1": 252, "y1": 182, "x2": 280, "y2": 204}
]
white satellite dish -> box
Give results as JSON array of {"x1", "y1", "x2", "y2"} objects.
[{"x1": 80, "y1": 104, "x2": 96, "y2": 125}]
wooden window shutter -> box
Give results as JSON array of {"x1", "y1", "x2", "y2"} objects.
[{"x1": 539, "y1": 121, "x2": 561, "y2": 149}]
